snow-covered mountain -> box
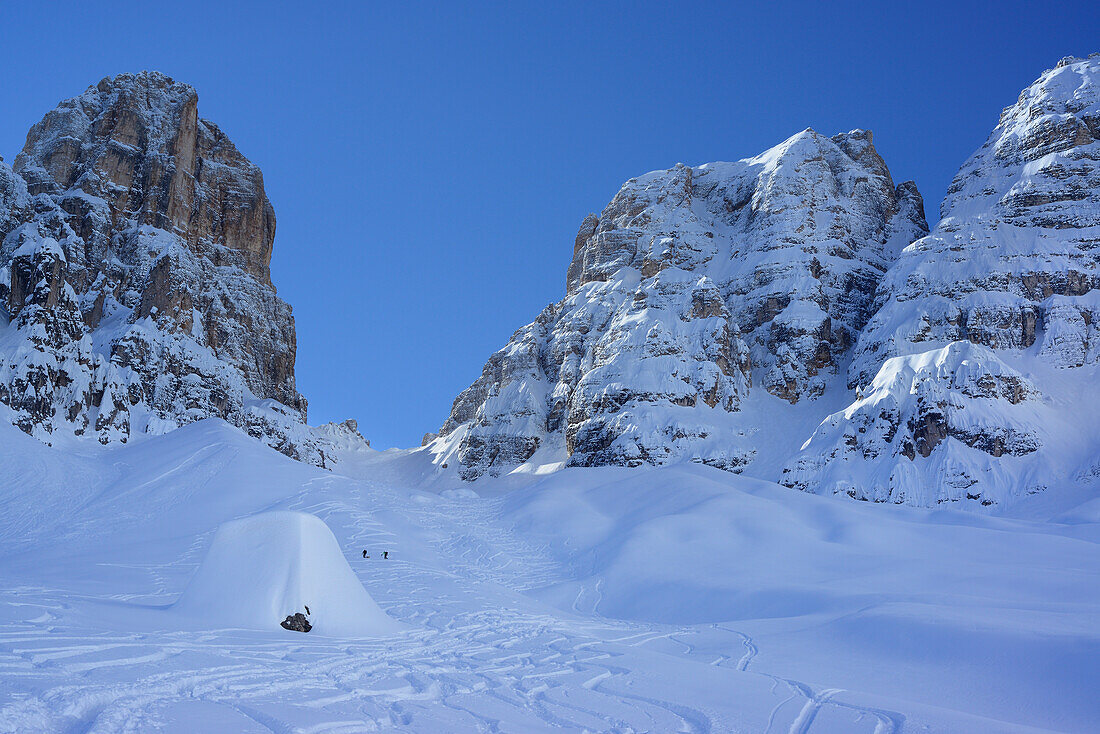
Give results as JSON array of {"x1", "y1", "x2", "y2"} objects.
[
  {"x1": 433, "y1": 128, "x2": 927, "y2": 480},
  {"x1": 784, "y1": 54, "x2": 1100, "y2": 507},
  {"x1": 434, "y1": 54, "x2": 1100, "y2": 511},
  {"x1": 0, "y1": 71, "x2": 361, "y2": 464}
]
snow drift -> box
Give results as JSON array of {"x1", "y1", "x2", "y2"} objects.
[{"x1": 174, "y1": 511, "x2": 402, "y2": 636}]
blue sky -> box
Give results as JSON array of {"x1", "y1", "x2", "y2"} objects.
[{"x1": 1, "y1": 2, "x2": 1097, "y2": 448}]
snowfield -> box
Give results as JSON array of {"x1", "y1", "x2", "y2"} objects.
[{"x1": 0, "y1": 417, "x2": 1097, "y2": 733}]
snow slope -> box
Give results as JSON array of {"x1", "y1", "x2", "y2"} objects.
[
  {"x1": 0, "y1": 418, "x2": 1097, "y2": 732},
  {"x1": 499, "y1": 463, "x2": 1100, "y2": 730}
]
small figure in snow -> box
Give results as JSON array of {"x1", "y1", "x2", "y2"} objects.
[
  {"x1": 362, "y1": 549, "x2": 368, "y2": 558},
  {"x1": 383, "y1": 551, "x2": 389, "y2": 560},
  {"x1": 304, "y1": 605, "x2": 311, "y2": 615}
]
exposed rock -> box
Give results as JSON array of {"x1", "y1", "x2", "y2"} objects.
[
  {"x1": 435, "y1": 129, "x2": 925, "y2": 478},
  {"x1": 280, "y1": 612, "x2": 312, "y2": 633},
  {"x1": 0, "y1": 72, "x2": 335, "y2": 462}
]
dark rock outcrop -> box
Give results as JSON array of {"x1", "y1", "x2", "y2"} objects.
[{"x1": 280, "y1": 612, "x2": 312, "y2": 633}]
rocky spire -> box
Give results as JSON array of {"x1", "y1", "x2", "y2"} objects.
[{"x1": 0, "y1": 72, "x2": 327, "y2": 461}]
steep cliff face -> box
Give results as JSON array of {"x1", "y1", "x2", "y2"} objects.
[
  {"x1": 436, "y1": 129, "x2": 926, "y2": 479},
  {"x1": 785, "y1": 54, "x2": 1100, "y2": 506},
  {"x1": 0, "y1": 72, "x2": 330, "y2": 462}
]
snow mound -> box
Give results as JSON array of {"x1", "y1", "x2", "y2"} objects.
[{"x1": 174, "y1": 511, "x2": 402, "y2": 637}]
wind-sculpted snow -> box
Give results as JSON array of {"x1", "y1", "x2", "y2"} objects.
[
  {"x1": 174, "y1": 511, "x2": 402, "y2": 636},
  {"x1": 789, "y1": 54, "x2": 1100, "y2": 507},
  {"x1": 438, "y1": 128, "x2": 926, "y2": 479},
  {"x1": 0, "y1": 72, "x2": 350, "y2": 463}
]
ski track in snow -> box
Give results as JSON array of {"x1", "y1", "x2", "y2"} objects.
[{"x1": 0, "y1": 472, "x2": 910, "y2": 734}]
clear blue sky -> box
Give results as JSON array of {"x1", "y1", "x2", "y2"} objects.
[{"x1": 1, "y1": 2, "x2": 1096, "y2": 447}]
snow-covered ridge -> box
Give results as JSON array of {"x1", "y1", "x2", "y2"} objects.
[{"x1": 0, "y1": 71, "x2": 360, "y2": 463}]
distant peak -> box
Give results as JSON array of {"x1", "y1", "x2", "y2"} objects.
[
  {"x1": 768, "y1": 127, "x2": 823, "y2": 154},
  {"x1": 840, "y1": 128, "x2": 872, "y2": 142}
]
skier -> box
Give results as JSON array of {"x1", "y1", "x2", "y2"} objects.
[
  {"x1": 362, "y1": 549, "x2": 368, "y2": 558},
  {"x1": 383, "y1": 551, "x2": 389, "y2": 559},
  {"x1": 304, "y1": 605, "x2": 311, "y2": 615}
]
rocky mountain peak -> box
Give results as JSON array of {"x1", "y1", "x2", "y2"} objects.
[
  {"x1": 0, "y1": 72, "x2": 344, "y2": 462},
  {"x1": 16, "y1": 70, "x2": 276, "y2": 284},
  {"x1": 940, "y1": 54, "x2": 1099, "y2": 226},
  {"x1": 434, "y1": 128, "x2": 926, "y2": 479},
  {"x1": 850, "y1": 54, "x2": 1100, "y2": 388},
  {"x1": 431, "y1": 53, "x2": 1100, "y2": 509}
]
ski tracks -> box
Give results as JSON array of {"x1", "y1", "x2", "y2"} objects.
[{"x1": 0, "y1": 475, "x2": 906, "y2": 733}]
